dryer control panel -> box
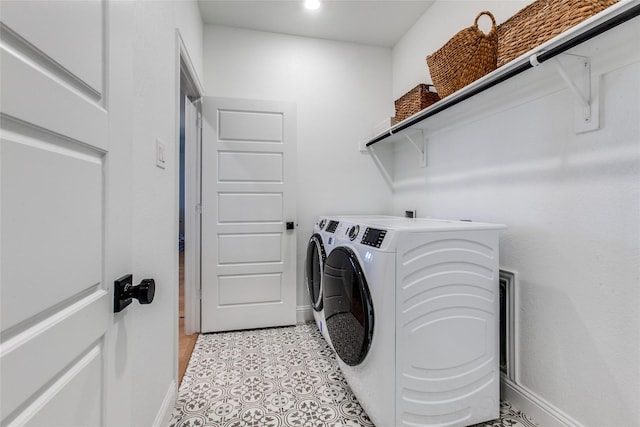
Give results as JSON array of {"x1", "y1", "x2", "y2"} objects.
[
  {"x1": 326, "y1": 220, "x2": 339, "y2": 233},
  {"x1": 361, "y1": 228, "x2": 387, "y2": 248}
]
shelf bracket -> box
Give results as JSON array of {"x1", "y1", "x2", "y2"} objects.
[
  {"x1": 531, "y1": 52, "x2": 599, "y2": 133},
  {"x1": 362, "y1": 127, "x2": 427, "y2": 191},
  {"x1": 403, "y1": 129, "x2": 427, "y2": 168},
  {"x1": 366, "y1": 145, "x2": 394, "y2": 191}
]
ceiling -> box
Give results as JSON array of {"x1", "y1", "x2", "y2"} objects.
[{"x1": 197, "y1": 0, "x2": 435, "y2": 48}]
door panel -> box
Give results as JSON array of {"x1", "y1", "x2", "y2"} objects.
[
  {"x1": 218, "y1": 152, "x2": 283, "y2": 182},
  {"x1": 16, "y1": 346, "x2": 103, "y2": 427},
  {"x1": 218, "y1": 234, "x2": 282, "y2": 264},
  {"x1": 1, "y1": 293, "x2": 108, "y2": 418},
  {"x1": 218, "y1": 193, "x2": 283, "y2": 223},
  {"x1": 201, "y1": 97, "x2": 296, "y2": 332},
  {"x1": 0, "y1": 20, "x2": 107, "y2": 148},
  {"x1": 218, "y1": 274, "x2": 282, "y2": 305},
  {"x1": 218, "y1": 110, "x2": 283, "y2": 142},
  {"x1": 0, "y1": 0, "x2": 103, "y2": 92},
  {"x1": 1, "y1": 133, "x2": 102, "y2": 330},
  {"x1": 0, "y1": 1, "x2": 112, "y2": 425}
]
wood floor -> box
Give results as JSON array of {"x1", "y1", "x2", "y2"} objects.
[{"x1": 178, "y1": 252, "x2": 198, "y2": 385}]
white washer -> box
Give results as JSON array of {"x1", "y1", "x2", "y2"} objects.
[
  {"x1": 322, "y1": 216, "x2": 505, "y2": 427},
  {"x1": 306, "y1": 215, "x2": 399, "y2": 349},
  {"x1": 304, "y1": 217, "x2": 340, "y2": 349}
]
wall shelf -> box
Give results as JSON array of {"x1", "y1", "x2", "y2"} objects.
[{"x1": 365, "y1": 0, "x2": 640, "y2": 149}]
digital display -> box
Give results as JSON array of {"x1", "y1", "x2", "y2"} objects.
[
  {"x1": 361, "y1": 228, "x2": 387, "y2": 248},
  {"x1": 326, "y1": 220, "x2": 339, "y2": 233}
]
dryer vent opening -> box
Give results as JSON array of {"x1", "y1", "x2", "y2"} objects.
[{"x1": 500, "y1": 270, "x2": 517, "y2": 381}]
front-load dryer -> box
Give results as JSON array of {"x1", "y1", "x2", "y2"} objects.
[
  {"x1": 323, "y1": 216, "x2": 505, "y2": 427},
  {"x1": 304, "y1": 217, "x2": 341, "y2": 349},
  {"x1": 307, "y1": 215, "x2": 398, "y2": 351}
]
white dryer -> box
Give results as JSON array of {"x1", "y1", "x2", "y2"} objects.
[
  {"x1": 306, "y1": 215, "x2": 399, "y2": 349},
  {"x1": 322, "y1": 216, "x2": 505, "y2": 427},
  {"x1": 304, "y1": 217, "x2": 340, "y2": 349}
]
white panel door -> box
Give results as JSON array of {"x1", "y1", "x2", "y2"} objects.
[
  {"x1": 1, "y1": 1, "x2": 127, "y2": 425},
  {"x1": 201, "y1": 97, "x2": 297, "y2": 332}
]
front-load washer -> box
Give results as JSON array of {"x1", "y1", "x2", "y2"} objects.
[
  {"x1": 308, "y1": 215, "x2": 401, "y2": 350},
  {"x1": 304, "y1": 218, "x2": 334, "y2": 348},
  {"x1": 304, "y1": 216, "x2": 350, "y2": 347},
  {"x1": 323, "y1": 216, "x2": 505, "y2": 427}
]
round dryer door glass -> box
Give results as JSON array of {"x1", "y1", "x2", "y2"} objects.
[
  {"x1": 323, "y1": 247, "x2": 374, "y2": 366},
  {"x1": 305, "y1": 234, "x2": 325, "y2": 311}
]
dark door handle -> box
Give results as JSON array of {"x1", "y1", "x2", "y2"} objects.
[
  {"x1": 114, "y1": 274, "x2": 156, "y2": 313},
  {"x1": 132, "y1": 279, "x2": 155, "y2": 304},
  {"x1": 286, "y1": 221, "x2": 295, "y2": 230}
]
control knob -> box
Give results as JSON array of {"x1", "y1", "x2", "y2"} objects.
[{"x1": 348, "y1": 225, "x2": 360, "y2": 241}]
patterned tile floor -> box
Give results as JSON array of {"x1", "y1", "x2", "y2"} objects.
[{"x1": 169, "y1": 324, "x2": 538, "y2": 427}]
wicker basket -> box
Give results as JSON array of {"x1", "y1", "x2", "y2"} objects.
[
  {"x1": 426, "y1": 11, "x2": 498, "y2": 98},
  {"x1": 497, "y1": 0, "x2": 619, "y2": 67},
  {"x1": 394, "y1": 84, "x2": 440, "y2": 122}
]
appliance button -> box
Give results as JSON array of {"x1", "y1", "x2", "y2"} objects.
[{"x1": 348, "y1": 225, "x2": 360, "y2": 241}]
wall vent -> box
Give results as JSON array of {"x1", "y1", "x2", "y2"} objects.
[{"x1": 500, "y1": 269, "x2": 517, "y2": 381}]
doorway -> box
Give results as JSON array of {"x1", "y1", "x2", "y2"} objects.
[
  {"x1": 178, "y1": 89, "x2": 196, "y2": 383},
  {"x1": 176, "y1": 34, "x2": 203, "y2": 384}
]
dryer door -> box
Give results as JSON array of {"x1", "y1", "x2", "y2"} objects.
[
  {"x1": 323, "y1": 247, "x2": 374, "y2": 366},
  {"x1": 305, "y1": 233, "x2": 325, "y2": 311}
]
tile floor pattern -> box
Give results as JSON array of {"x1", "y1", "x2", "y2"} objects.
[{"x1": 169, "y1": 323, "x2": 538, "y2": 427}]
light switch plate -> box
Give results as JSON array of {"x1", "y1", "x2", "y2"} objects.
[{"x1": 156, "y1": 139, "x2": 166, "y2": 169}]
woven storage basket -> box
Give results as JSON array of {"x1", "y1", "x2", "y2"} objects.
[
  {"x1": 394, "y1": 84, "x2": 440, "y2": 122},
  {"x1": 426, "y1": 11, "x2": 498, "y2": 98},
  {"x1": 497, "y1": 0, "x2": 619, "y2": 67}
]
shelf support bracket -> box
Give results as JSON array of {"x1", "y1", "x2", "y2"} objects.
[
  {"x1": 366, "y1": 145, "x2": 394, "y2": 191},
  {"x1": 403, "y1": 129, "x2": 427, "y2": 168},
  {"x1": 532, "y1": 52, "x2": 599, "y2": 133}
]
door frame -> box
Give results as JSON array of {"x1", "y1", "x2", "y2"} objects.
[{"x1": 175, "y1": 30, "x2": 204, "y2": 338}]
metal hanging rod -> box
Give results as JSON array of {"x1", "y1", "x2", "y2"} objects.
[{"x1": 366, "y1": 1, "x2": 640, "y2": 148}]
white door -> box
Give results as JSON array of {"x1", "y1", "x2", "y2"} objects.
[
  {"x1": 1, "y1": 1, "x2": 127, "y2": 425},
  {"x1": 201, "y1": 97, "x2": 297, "y2": 332}
]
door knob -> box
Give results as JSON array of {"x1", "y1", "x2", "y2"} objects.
[
  {"x1": 286, "y1": 221, "x2": 295, "y2": 230},
  {"x1": 114, "y1": 274, "x2": 156, "y2": 313},
  {"x1": 132, "y1": 278, "x2": 155, "y2": 304}
]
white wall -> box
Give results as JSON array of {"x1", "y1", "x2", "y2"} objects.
[
  {"x1": 202, "y1": 25, "x2": 393, "y2": 310},
  {"x1": 173, "y1": 1, "x2": 204, "y2": 79},
  {"x1": 391, "y1": 2, "x2": 639, "y2": 425},
  {"x1": 392, "y1": 0, "x2": 531, "y2": 99},
  {"x1": 109, "y1": 1, "x2": 203, "y2": 425},
  {"x1": 197, "y1": 4, "x2": 638, "y2": 425}
]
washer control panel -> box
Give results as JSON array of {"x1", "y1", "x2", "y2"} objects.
[{"x1": 361, "y1": 227, "x2": 387, "y2": 248}]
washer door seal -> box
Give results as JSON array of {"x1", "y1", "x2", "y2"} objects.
[
  {"x1": 305, "y1": 233, "x2": 326, "y2": 312},
  {"x1": 323, "y1": 246, "x2": 374, "y2": 366}
]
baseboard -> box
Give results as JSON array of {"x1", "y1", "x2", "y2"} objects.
[
  {"x1": 296, "y1": 305, "x2": 313, "y2": 324},
  {"x1": 502, "y1": 376, "x2": 583, "y2": 427},
  {"x1": 153, "y1": 379, "x2": 177, "y2": 427}
]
